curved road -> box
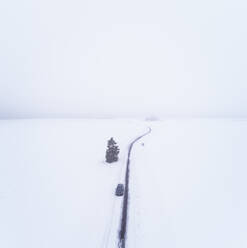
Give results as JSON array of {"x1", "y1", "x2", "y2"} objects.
[{"x1": 118, "y1": 127, "x2": 152, "y2": 248}]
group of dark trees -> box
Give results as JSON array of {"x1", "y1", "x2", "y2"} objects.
[{"x1": 105, "y1": 137, "x2": 119, "y2": 163}]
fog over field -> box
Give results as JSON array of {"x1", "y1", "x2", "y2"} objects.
[
  {"x1": 1, "y1": 0, "x2": 247, "y2": 118},
  {"x1": 1, "y1": 2, "x2": 247, "y2": 247}
]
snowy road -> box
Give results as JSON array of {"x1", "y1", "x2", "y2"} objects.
[{"x1": 118, "y1": 127, "x2": 151, "y2": 248}]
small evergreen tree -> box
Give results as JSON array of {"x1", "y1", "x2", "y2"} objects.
[{"x1": 105, "y1": 137, "x2": 120, "y2": 163}]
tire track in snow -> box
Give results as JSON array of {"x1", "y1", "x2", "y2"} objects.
[{"x1": 118, "y1": 127, "x2": 151, "y2": 248}]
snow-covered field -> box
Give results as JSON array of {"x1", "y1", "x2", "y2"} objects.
[
  {"x1": 129, "y1": 119, "x2": 247, "y2": 248},
  {"x1": 0, "y1": 119, "x2": 247, "y2": 247}
]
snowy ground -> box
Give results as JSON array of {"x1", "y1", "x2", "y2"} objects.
[
  {"x1": 0, "y1": 118, "x2": 247, "y2": 248},
  {"x1": 129, "y1": 119, "x2": 247, "y2": 248},
  {"x1": 0, "y1": 119, "x2": 147, "y2": 248}
]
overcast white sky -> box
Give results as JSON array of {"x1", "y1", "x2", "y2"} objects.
[{"x1": 0, "y1": 0, "x2": 247, "y2": 118}]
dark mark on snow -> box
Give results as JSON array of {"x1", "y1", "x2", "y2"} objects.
[{"x1": 118, "y1": 127, "x2": 151, "y2": 248}]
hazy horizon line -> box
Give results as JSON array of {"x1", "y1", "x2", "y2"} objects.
[{"x1": 1, "y1": 113, "x2": 247, "y2": 121}]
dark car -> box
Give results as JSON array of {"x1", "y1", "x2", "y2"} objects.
[{"x1": 115, "y1": 184, "x2": 124, "y2": 196}]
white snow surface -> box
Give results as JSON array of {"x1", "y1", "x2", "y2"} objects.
[{"x1": 0, "y1": 118, "x2": 247, "y2": 247}]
